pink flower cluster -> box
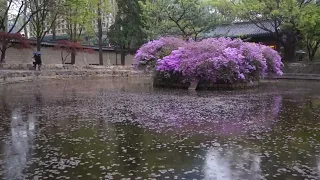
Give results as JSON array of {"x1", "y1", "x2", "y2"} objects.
[
  {"x1": 135, "y1": 37, "x2": 283, "y2": 82},
  {"x1": 134, "y1": 37, "x2": 185, "y2": 69}
]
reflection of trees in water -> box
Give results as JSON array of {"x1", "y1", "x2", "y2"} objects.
[
  {"x1": 1, "y1": 89, "x2": 43, "y2": 179},
  {"x1": 251, "y1": 95, "x2": 320, "y2": 179},
  {"x1": 200, "y1": 95, "x2": 284, "y2": 180},
  {"x1": 114, "y1": 118, "x2": 143, "y2": 177},
  {"x1": 203, "y1": 146, "x2": 262, "y2": 180},
  {"x1": 318, "y1": 157, "x2": 320, "y2": 175},
  {"x1": 3, "y1": 108, "x2": 37, "y2": 179},
  {"x1": 0, "y1": 90, "x2": 12, "y2": 180},
  {"x1": 0, "y1": 87, "x2": 12, "y2": 134}
]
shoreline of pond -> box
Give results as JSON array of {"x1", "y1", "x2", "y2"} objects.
[
  {"x1": 2, "y1": 67, "x2": 320, "y2": 85},
  {"x1": 0, "y1": 68, "x2": 151, "y2": 85}
]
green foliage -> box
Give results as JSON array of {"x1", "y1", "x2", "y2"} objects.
[
  {"x1": 230, "y1": 0, "x2": 306, "y2": 31},
  {"x1": 298, "y1": 3, "x2": 320, "y2": 61},
  {"x1": 63, "y1": 0, "x2": 97, "y2": 41},
  {"x1": 211, "y1": 0, "x2": 317, "y2": 61},
  {"x1": 29, "y1": 0, "x2": 64, "y2": 51},
  {"x1": 209, "y1": 0, "x2": 238, "y2": 23},
  {"x1": 108, "y1": 0, "x2": 146, "y2": 52},
  {"x1": 140, "y1": 0, "x2": 221, "y2": 40}
]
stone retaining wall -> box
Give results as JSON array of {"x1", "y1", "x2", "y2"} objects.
[
  {"x1": 271, "y1": 73, "x2": 320, "y2": 80},
  {"x1": 262, "y1": 63, "x2": 320, "y2": 81},
  {"x1": 153, "y1": 73, "x2": 259, "y2": 90},
  {"x1": 4, "y1": 62, "x2": 320, "y2": 85},
  {"x1": 0, "y1": 63, "x2": 136, "y2": 71},
  {"x1": 283, "y1": 62, "x2": 320, "y2": 74},
  {"x1": 154, "y1": 79, "x2": 259, "y2": 90},
  {"x1": 0, "y1": 69, "x2": 151, "y2": 85}
]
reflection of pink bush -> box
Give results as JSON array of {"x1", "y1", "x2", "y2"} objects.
[{"x1": 135, "y1": 95, "x2": 282, "y2": 136}]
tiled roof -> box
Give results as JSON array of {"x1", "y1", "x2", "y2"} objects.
[
  {"x1": 35, "y1": 41, "x2": 115, "y2": 51},
  {"x1": 12, "y1": 39, "x2": 115, "y2": 51},
  {"x1": 27, "y1": 34, "x2": 115, "y2": 51},
  {"x1": 42, "y1": 34, "x2": 70, "y2": 41},
  {"x1": 203, "y1": 21, "x2": 275, "y2": 38}
]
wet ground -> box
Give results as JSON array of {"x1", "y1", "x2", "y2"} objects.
[{"x1": 0, "y1": 77, "x2": 320, "y2": 180}]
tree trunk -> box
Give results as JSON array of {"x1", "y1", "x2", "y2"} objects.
[
  {"x1": 308, "y1": 42, "x2": 320, "y2": 61},
  {"x1": 97, "y1": 1, "x2": 103, "y2": 66},
  {"x1": 276, "y1": 41, "x2": 281, "y2": 52},
  {"x1": 71, "y1": 51, "x2": 76, "y2": 64},
  {"x1": 309, "y1": 52, "x2": 315, "y2": 61},
  {"x1": 106, "y1": 52, "x2": 111, "y2": 66},
  {"x1": 116, "y1": 53, "x2": 118, "y2": 65},
  {"x1": 0, "y1": 50, "x2": 6, "y2": 64},
  {"x1": 309, "y1": 48, "x2": 317, "y2": 61},
  {"x1": 121, "y1": 51, "x2": 125, "y2": 66},
  {"x1": 23, "y1": 0, "x2": 28, "y2": 39},
  {"x1": 283, "y1": 43, "x2": 296, "y2": 62},
  {"x1": 52, "y1": 22, "x2": 56, "y2": 41},
  {"x1": 36, "y1": 38, "x2": 41, "y2": 51},
  {"x1": 0, "y1": 42, "x2": 7, "y2": 63}
]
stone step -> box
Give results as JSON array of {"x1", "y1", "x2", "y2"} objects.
[{"x1": 271, "y1": 73, "x2": 320, "y2": 80}]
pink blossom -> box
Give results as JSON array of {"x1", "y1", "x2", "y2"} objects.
[{"x1": 135, "y1": 36, "x2": 283, "y2": 82}]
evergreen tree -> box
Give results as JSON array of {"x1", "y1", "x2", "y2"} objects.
[{"x1": 108, "y1": 0, "x2": 146, "y2": 65}]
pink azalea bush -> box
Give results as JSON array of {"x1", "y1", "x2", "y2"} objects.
[
  {"x1": 134, "y1": 37, "x2": 185, "y2": 70},
  {"x1": 262, "y1": 46, "x2": 283, "y2": 76},
  {"x1": 135, "y1": 37, "x2": 283, "y2": 83}
]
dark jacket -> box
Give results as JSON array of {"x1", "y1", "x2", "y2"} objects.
[{"x1": 34, "y1": 54, "x2": 42, "y2": 65}]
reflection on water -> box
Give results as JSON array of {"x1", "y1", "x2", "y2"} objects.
[
  {"x1": 204, "y1": 147, "x2": 262, "y2": 180},
  {"x1": 0, "y1": 77, "x2": 320, "y2": 179},
  {"x1": 4, "y1": 109, "x2": 36, "y2": 179}
]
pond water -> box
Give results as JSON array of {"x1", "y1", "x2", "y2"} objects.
[{"x1": 0, "y1": 77, "x2": 320, "y2": 180}]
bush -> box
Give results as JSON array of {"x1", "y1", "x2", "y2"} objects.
[
  {"x1": 135, "y1": 37, "x2": 283, "y2": 83},
  {"x1": 134, "y1": 36, "x2": 186, "y2": 70}
]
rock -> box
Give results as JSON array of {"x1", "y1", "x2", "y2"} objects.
[{"x1": 188, "y1": 79, "x2": 199, "y2": 90}]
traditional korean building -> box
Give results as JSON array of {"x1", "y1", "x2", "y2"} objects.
[{"x1": 203, "y1": 21, "x2": 278, "y2": 50}]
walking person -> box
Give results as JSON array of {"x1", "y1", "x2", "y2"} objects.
[{"x1": 33, "y1": 52, "x2": 42, "y2": 71}]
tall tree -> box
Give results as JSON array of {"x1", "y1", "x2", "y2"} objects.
[
  {"x1": 29, "y1": 0, "x2": 63, "y2": 51},
  {"x1": 298, "y1": 3, "x2": 320, "y2": 61},
  {"x1": 97, "y1": 1, "x2": 104, "y2": 65},
  {"x1": 51, "y1": 21, "x2": 56, "y2": 41},
  {"x1": 94, "y1": 0, "x2": 112, "y2": 66},
  {"x1": 63, "y1": 0, "x2": 96, "y2": 64},
  {"x1": 23, "y1": 0, "x2": 29, "y2": 38},
  {"x1": 108, "y1": 0, "x2": 146, "y2": 65},
  {"x1": 140, "y1": 0, "x2": 221, "y2": 40}
]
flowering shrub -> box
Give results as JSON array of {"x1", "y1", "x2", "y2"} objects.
[
  {"x1": 135, "y1": 37, "x2": 283, "y2": 83},
  {"x1": 134, "y1": 37, "x2": 185, "y2": 70},
  {"x1": 262, "y1": 46, "x2": 283, "y2": 76}
]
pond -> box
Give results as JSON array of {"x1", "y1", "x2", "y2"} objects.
[{"x1": 0, "y1": 77, "x2": 320, "y2": 180}]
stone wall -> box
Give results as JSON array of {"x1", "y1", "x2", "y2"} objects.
[
  {"x1": 4, "y1": 45, "x2": 134, "y2": 66},
  {"x1": 0, "y1": 68, "x2": 151, "y2": 84},
  {"x1": 153, "y1": 72, "x2": 259, "y2": 90},
  {"x1": 283, "y1": 62, "x2": 320, "y2": 74}
]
